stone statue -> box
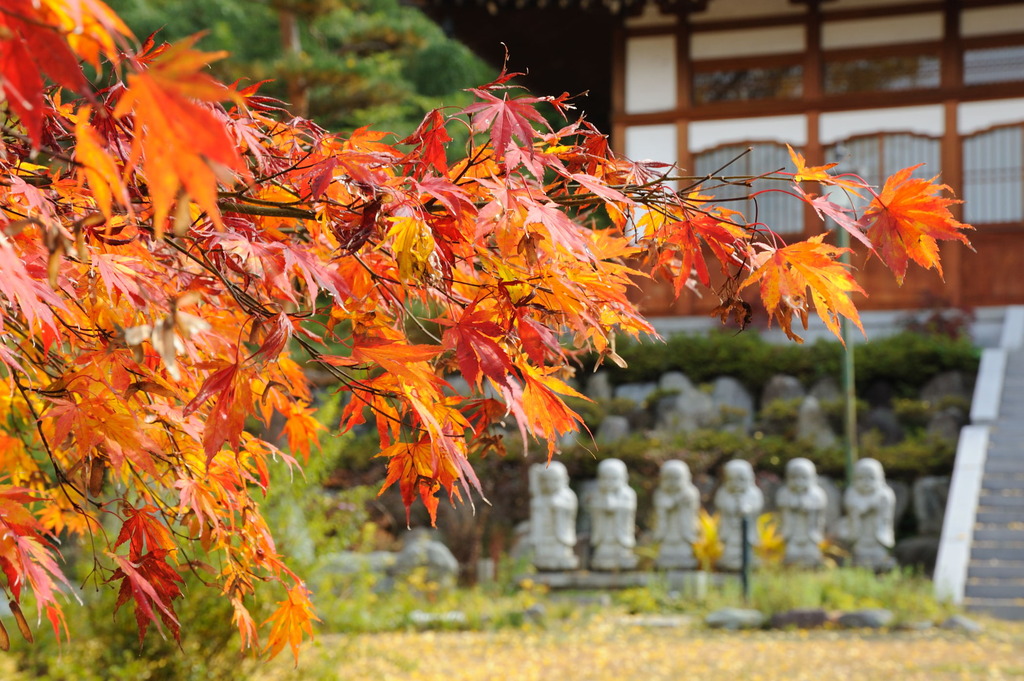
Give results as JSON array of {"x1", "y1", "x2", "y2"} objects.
[
  {"x1": 588, "y1": 458, "x2": 638, "y2": 571},
  {"x1": 652, "y1": 460, "x2": 700, "y2": 569},
  {"x1": 714, "y1": 459, "x2": 763, "y2": 571},
  {"x1": 776, "y1": 457, "x2": 828, "y2": 567},
  {"x1": 842, "y1": 458, "x2": 896, "y2": 570},
  {"x1": 529, "y1": 462, "x2": 579, "y2": 571}
]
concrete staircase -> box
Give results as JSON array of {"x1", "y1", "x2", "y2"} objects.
[
  {"x1": 963, "y1": 348, "x2": 1024, "y2": 620},
  {"x1": 935, "y1": 307, "x2": 1024, "y2": 620}
]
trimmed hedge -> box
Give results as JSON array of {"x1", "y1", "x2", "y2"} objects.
[{"x1": 584, "y1": 329, "x2": 979, "y2": 398}]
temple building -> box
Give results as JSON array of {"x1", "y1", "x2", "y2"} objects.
[{"x1": 422, "y1": 0, "x2": 1024, "y2": 317}]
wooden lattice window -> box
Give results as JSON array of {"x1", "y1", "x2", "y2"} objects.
[
  {"x1": 693, "y1": 142, "x2": 804, "y2": 234},
  {"x1": 963, "y1": 124, "x2": 1024, "y2": 225}
]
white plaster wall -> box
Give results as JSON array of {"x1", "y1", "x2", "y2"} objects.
[
  {"x1": 819, "y1": 105, "x2": 944, "y2": 144},
  {"x1": 962, "y1": 6, "x2": 1024, "y2": 38},
  {"x1": 823, "y1": 0, "x2": 933, "y2": 10},
  {"x1": 690, "y1": 0, "x2": 803, "y2": 23},
  {"x1": 624, "y1": 3, "x2": 676, "y2": 28},
  {"x1": 691, "y1": 25, "x2": 806, "y2": 60},
  {"x1": 625, "y1": 35, "x2": 677, "y2": 114},
  {"x1": 959, "y1": 99, "x2": 1024, "y2": 135},
  {"x1": 625, "y1": 124, "x2": 678, "y2": 166},
  {"x1": 822, "y1": 13, "x2": 943, "y2": 49},
  {"x1": 689, "y1": 115, "x2": 807, "y2": 152}
]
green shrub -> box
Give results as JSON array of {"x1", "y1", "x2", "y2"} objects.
[
  {"x1": 582, "y1": 330, "x2": 978, "y2": 402},
  {"x1": 12, "y1": 562, "x2": 259, "y2": 681}
]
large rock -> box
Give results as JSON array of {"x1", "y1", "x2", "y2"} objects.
[
  {"x1": 809, "y1": 376, "x2": 841, "y2": 403},
  {"x1": 595, "y1": 415, "x2": 631, "y2": 444},
  {"x1": 705, "y1": 608, "x2": 765, "y2": 630},
  {"x1": 796, "y1": 396, "x2": 838, "y2": 449},
  {"x1": 912, "y1": 476, "x2": 950, "y2": 536},
  {"x1": 864, "y1": 407, "x2": 904, "y2": 445},
  {"x1": 927, "y1": 406, "x2": 967, "y2": 443},
  {"x1": 585, "y1": 371, "x2": 613, "y2": 401},
  {"x1": 863, "y1": 381, "x2": 895, "y2": 408},
  {"x1": 659, "y1": 371, "x2": 694, "y2": 393},
  {"x1": 894, "y1": 536, "x2": 940, "y2": 575},
  {"x1": 891, "y1": 479, "x2": 911, "y2": 527},
  {"x1": 769, "y1": 609, "x2": 829, "y2": 629},
  {"x1": 761, "y1": 374, "x2": 806, "y2": 406},
  {"x1": 614, "y1": 381, "x2": 659, "y2": 407},
  {"x1": 392, "y1": 528, "x2": 460, "y2": 587},
  {"x1": 711, "y1": 376, "x2": 755, "y2": 432},
  {"x1": 940, "y1": 615, "x2": 983, "y2": 633},
  {"x1": 920, "y1": 371, "x2": 974, "y2": 404},
  {"x1": 317, "y1": 551, "x2": 396, "y2": 576},
  {"x1": 837, "y1": 608, "x2": 894, "y2": 629},
  {"x1": 655, "y1": 384, "x2": 715, "y2": 434},
  {"x1": 817, "y1": 475, "x2": 844, "y2": 533}
]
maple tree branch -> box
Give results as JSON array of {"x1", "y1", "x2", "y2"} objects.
[
  {"x1": 11, "y1": 376, "x2": 91, "y2": 512},
  {"x1": 217, "y1": 200, "x2": 315, "y2": 220}
]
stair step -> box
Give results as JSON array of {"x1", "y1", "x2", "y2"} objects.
[
  {"x1": 972, "y1": 527, "x2": 1024, "y2": 541},
  {"x1": 983, "y1": 447, "x2": 1024, "y2": 459},
  {"x1": 972, "y1": 545, "x2": 1024, "y2": 561},
  {"x1": 980, "y1": 477, "x2": 1024, "y2": 491},
  {"x1": 965, "y1": 600, "x2": 1024, "y2": 620},
  {"x1": 976, "y1": 510, "x2": 1024, "y2": 524},
  {"x1": 963, "y1": 582, "x2": 1024, "y2": 599},
  {"x1": 982, "y1": 460, "x2": 1024, "y2": 474},
  {"x1": 976, "y1": 494, "x2": 1024, "y2": 509},
  {"x1": 968, "y1": 563, "x2": 1024, "y2": 580}
]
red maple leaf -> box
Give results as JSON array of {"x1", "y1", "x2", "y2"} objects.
[{"x1": 863, "y1": 166, "x2": 973, "y2": 284}]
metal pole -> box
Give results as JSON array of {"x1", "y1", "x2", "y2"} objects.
[
  {"x1": 740, "y1": 515, "x2": 751, "y2": 603},
  {"x1": 838, "y1": 226, "x2": 859, "y2": 482}
]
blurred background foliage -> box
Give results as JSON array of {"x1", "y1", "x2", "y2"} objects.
[{"x1": 107, "y1": 0, "x2": 494, "y2": 134}]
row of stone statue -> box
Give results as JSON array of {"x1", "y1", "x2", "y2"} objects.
[{"x1": 530, "y1": 456, "x2": 896, "y2": 572}]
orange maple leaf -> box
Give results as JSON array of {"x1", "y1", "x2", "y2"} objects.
[
  {"x1": 113, "y1": 36, "x2": 245, "y2": 236},
  {"x1": 263, "y1": 583, "x2": 319, "y2": 663},
  {"x1": 863, "y1": 165, "x2": 973, "y2": 284},
  {"x1": 787, "y1": 144, "x2": 867, "y2": 196},
  {"x1": 740, "y1": 235, "x2": 865, "y2": 343}
]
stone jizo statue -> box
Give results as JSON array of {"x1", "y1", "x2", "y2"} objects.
[
  {"x1": 714, "y1": 459, "x2": 763, "y2": 571},
  {"x1": 589, "y1": 458, "x2": 638, "y2": 571},
  {"x1": 842, "y1": 458, "x2": 896, "y2": 570},
  {"x1": 776, "y1": 457, "x2": 828, "y2": 567},
  {"x1": 529, "y1": 462, "x2": 579, "y2": 571},
  {"x1": 653, "y1": 460, "x2": 700, "y2": 569}
]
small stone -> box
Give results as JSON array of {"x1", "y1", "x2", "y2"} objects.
[
  {"x1": 523, "y1": 604, "x2": 546, "y2": 624},
  {"x1": 408, "y1": 610, "x2": 467, "y2": 627},
  {"x1": 769, "y1": 608, "x2": 829, "y2": 630},
  {"x1": 940, "y1": 614, "x2": 984, "y2": 633},
  {"x1": 705, "y1": 607, "x2": 765, "y2": 630},
  {"x1": 620, "y1": 614, "x2": 694, "y2": 628},
  {"x1": 837, "y1": 608, "x2": 894, "y2": 629}
]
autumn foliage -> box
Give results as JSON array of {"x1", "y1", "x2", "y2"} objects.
[{"x1": 0, "y1": 0, "x2": 971, "y2": 661}]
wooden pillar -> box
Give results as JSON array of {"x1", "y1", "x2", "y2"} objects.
[
  {"x1": 803, "y1": 2, "x2": 823, "y2": 238},
  {"x1": 941, "y1": 0, "x2": 964, "y2": 306},
  {"x1": 676, "y1": 10, "x2": 693, "y2": 174},
  {"x1": 611, "y1": 24, "x2": 627, "y2": 155}
]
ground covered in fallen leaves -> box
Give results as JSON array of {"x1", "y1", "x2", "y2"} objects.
[{"x1": 256, "y1": 615, "x2": 1024, "y2": 681}]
